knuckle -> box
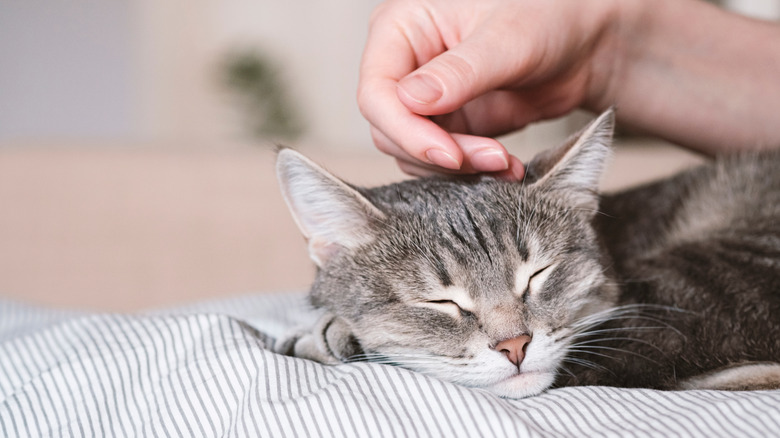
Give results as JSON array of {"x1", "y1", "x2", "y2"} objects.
[{"x1": 438, "y1": 50, "x2": 479, "y2": 92}]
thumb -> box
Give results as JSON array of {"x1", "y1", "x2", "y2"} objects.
[{"x1": 397, "y1": 28, "x2": 529, "y2": 115}]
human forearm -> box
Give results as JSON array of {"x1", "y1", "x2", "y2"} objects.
[{"x1": 595, "y1": 0, "x2": 780, "y2": 153}]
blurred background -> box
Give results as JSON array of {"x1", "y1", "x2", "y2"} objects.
[{"x1": 0, "y1": 0, "x2": 777, "y2": 311}]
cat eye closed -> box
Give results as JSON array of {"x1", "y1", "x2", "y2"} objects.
[
  {"x1": 530, "y1": 265, "x2": 552, "y2": 280},
  {"x1": 426, "y1": 299, "x2": 474, "y2": 318},
  {"x1": 522, "y1": 264, "x2": 553, "y2": 302}
]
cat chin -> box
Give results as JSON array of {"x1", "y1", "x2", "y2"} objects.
[{"x1": 482, "y1": 371, "x2": 556, "y2": 399}]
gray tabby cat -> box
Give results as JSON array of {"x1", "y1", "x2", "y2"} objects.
[{"x1": 274, "y1": 110, "x2": 780, "y2": 399}]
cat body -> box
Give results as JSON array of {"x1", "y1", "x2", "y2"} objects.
[
  {"x1": 564, "y1": 152, "x2": 780, "y2": 390},
  {"x1": 275, "y1": 110, "x2": 780, "y2": 398}
]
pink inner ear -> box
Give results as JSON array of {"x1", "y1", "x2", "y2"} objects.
[
  {"x1": 308, "y1": 238, "x2": 343, "y2": 267},
  {"x1": 525, "y1": 135, "x2": 579, "y2": 183}
]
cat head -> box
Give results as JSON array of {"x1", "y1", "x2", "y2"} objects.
[{"x1": 276, "y1": 110, "x2": 618, "y2": 398}]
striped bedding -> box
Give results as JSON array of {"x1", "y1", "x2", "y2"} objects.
[{"x1": 1, "y1": 293, "x2": 778, "y2": 437}]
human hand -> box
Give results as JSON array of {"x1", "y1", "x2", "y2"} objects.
[{"x1": 357, "y1": 0, "x2": 622, "y2": 178}]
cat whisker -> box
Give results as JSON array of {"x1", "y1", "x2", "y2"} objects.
[
  {"x1": 348, "y1": 352, "x2": 470, "y2": 368},
  {"x1": 570, "y1": 316, "x2": 686, "y2": 344},
  {"x1": 352, "y1": 357, "x2": 444, "y2": 367},
  {"x1": 569, "y1": 206, "x2": 616, "y2": 218},
  {"x1": 567, "y1": 326, "x2": 668, "y2": 339},
  {"x1": 598, "y1": 262, "x2": 615, "y2": 276},
  {"x1": 570, "y1": 345, "x2": 663, "y2": 366},
  {"x1": 600, "y1": 303, "x2": 687, "y2": 313},
  {"x1": 348, "y1": 353, "x2": 436, "y2": 361},
  {"x1": 570, "y1": 336, "x2": 666, "y2": 355},
  {"x1": 562, "y1": 357, "x2": 614, "y2": 375},
  {"x1": 570, "y1": 304, "x2": 690, "y2": 331},
  {"x1": 370, "y1": 360, "x2": 441, "y2": 366},
  {"x1": 570, "y1": 305, "x2": 640, "y2": 326},
  {"x1": 580, "y1": 303, "x2": 687, "y2": 318},
  {"x1": 603, "y1": 315, "x2": 687, "y2": 339},
  {"x1": 565, "y1": 348, "x2": 618, "y2": 362},
  {"x1": 557, "y1": 364, "x2": 577, "y2": 379}
]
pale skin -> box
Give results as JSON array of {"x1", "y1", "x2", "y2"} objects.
[{"x1": 357, "y1": 0, "x2": 780, "y2": 179}]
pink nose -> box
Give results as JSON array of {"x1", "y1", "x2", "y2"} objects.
[{"x1": 495, "y1": 335, "x2": 532, "y2": 367}]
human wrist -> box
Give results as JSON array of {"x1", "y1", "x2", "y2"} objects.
[
  {"x1": 589, "y1": 0, "x2": 780, "y2": 151},
  {"x1": 586, "y1": 0, "x2": 715, "y2": 118},
  {"x1": 581, "y1": 0, "x2": 640, "y2": 112}
]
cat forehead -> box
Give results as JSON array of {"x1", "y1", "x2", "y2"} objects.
[
  {"x1": 367, "y1": 179, "x2": 525, "y2": 240},
  {"x1": 366, "y1": 177, "x2": 514, "y2": 208},
  {"x1": 367, "y1": 178, "x2": 576, "y2": 229}
]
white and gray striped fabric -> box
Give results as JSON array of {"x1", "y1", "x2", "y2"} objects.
[{"x1": 2, "y1": 292, "x2": 779, "y2": 437}]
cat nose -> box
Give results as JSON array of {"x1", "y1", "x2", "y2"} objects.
[{"x1": 495, "y1": 335, "x2": 532, "y2": 367}]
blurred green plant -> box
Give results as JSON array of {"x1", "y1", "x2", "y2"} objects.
[{"x1": 221, "y1": 49, "x2": 304, "y2": 141}]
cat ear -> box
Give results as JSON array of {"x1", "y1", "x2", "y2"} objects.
[
  {"x1": 524, "y1": 109, "x2": 615, "y2": 212},
  {"x1": 276, "y1": 148, "x2": 386, "y2": 267}
]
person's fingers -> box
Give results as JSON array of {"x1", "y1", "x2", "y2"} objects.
[
  {"x1": 372, "y1": 126, "x2": 470, "y2": 173},
  {"x1": 449, "y1": 133, "x2": 511, "y2": 173},
  {"x1": 430, "y1": 79, "x2": 587, "y2": 139},
  {"x1": 492, "y1": 155, "x2": 526, "y2": 181},
  {"x1": 370, "y1": 126, "x2": 419, "y2": 164},
  {"x1": 358, "y1": 2, "x2": 557, "y2": 175},
  {"x1": 359, "y1": 6, "x2": 465, "y2": 170},
  {"x1": 372, "y1": 127, "x2": 489, "y2": 175},
  {"x1": 360, "y1": 1, "x2": 447, "y2": 80},
  {"x1": 373, "y1": 123, "x2": 514, "y2": 175},
  {"x1": 360, "y1": 79, "x2": 466, "y2": 170},
  {"x1": 451, "y1": 134, "x2": 525, "y2": 179},
  {"x1": 370, "y1": 125, "x2": 466, "y2": 173},
  {"x1": 509, "y1": 155, "x2": 525, "y2": 180},
  {"x1": 396, "y1": 23, "x2": 534, "y2": 116},
  {"x1": 397, "y1": 153, "x2": 525, "y2": 181},
  {"x1": 396, "y1": 158, "x2": 458, "y2": 178},
  {"x1": 359, "y1": 2, "x2": 424, "y2": 86},
  {"x1": 431, "y1": 90, "x2": 543, "y2": 138},
  {"x1": 372, "y1": 127, "x2": 472, "y2": 176}
]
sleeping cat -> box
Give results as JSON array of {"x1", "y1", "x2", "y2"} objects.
[{"x1": 274, "y1": 110, "x2": 780, "y2": 398}]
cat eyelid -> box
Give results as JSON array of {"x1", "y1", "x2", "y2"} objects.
[
  {"x1": 521, "y1": 263, "x2": 556, "y2": 302},
  {"x1": 425, "y1": 299, "x2": 474, "y2": 318},
  {"x1": 530, "y1": 265, "x2": 553, "y2": 279}
]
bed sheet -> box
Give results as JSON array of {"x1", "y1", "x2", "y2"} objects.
[{"x1": 1, "y1": 293, "x2": 778, "y2": 437}]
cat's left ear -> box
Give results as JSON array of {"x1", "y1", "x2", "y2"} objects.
[
  {"x1": 276, "y1": 148, "x2": 386, "y2": 267},
  {"x1": 524, "y1": 109, "x2": 615, "y2": 213}
]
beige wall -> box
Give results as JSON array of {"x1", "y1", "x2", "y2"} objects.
[
  {"x1": 130, "y1": 0, "x2": 385, "y2": 150},
  {"x1": 725, "y1": 0, "x2": 780, "y2": 18}
]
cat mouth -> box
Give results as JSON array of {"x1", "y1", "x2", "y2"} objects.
[{"x1": 483, "y1": 370, "x2": 556, "y2": 399}]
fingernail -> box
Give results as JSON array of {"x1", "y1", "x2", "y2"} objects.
[
  {"x1": 399, "y1": 74, "x2": 443, "y2": 104},
  {"x1": 425, "y1": 149, "x2": 461, "y2": 170},
  {"x1": 472, "y1": 148, "x2": 509, "y2": 171}
]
